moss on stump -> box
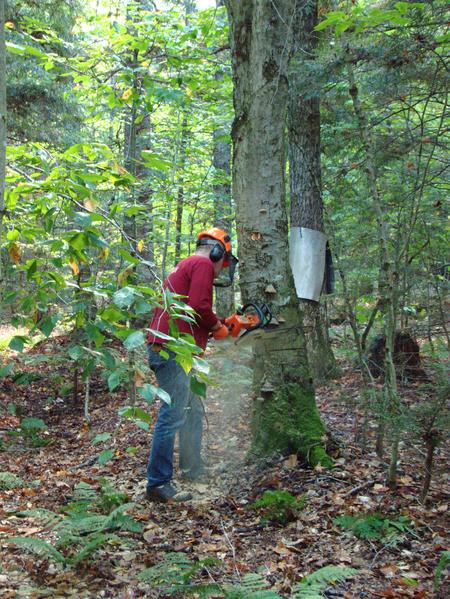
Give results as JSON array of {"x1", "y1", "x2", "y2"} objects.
[{"x1": 252, "y1": 383, "x2": 333, "y2": 468}]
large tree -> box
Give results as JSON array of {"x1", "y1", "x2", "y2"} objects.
[
  {"x1": 224, "y1": 0, "x2": 331, "y2": 466},
  {"x1": 288, "y1": 0, "x2": 338, "y2": 382}
]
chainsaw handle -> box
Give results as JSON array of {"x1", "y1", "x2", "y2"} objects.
[{"x1": 237, "y1": 302, "x2": 272, "y2": 339}]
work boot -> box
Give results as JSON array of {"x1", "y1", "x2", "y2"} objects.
[{"x1": 145, "y1": 482, "x2": 192, "y2": 503}]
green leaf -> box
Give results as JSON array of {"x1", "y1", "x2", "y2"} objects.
[
  {"x1": 141, "y1": 151, "x2": 171, "y2": 171},
  {"x1": 37, "y1": 315, "x2": 59, "y2": 338},
  {"x1": 86, "y1": 323, "x2": 106, "y2": 348},
  {"x1": 118, "y1": 406, "x2": 152, "y2": 424},
  {"x1": 193, "y1": 356, "x2": 210, "y2": 375},
  {"x1": 108, "y1": 370, "x2": 123, "y2": 391},
  {"x1": 138, "y1": 383, "x2": 157, "y2": 403},
  {"x1": 0, "y1": 363, "x2": 14, "y2": 377},
  {"x1": 113, "y1": 286, "x2": 137, "y2": 308},
  {"x1": 156, "y1": 387, "x2": 171, "y2": 405},
  {"x1": 26, "y1": 259, "x2": 38, "y2": 280},
  {"x1": 9, "y1": 336, "x2": 28, "y2": 352},
  {"x1": 74, "y1": 212, "x2": 93, "y2": 228},
  {"x1": 190, "y1": 376, "x2": 207, "y2": 398},
  {"x1": 98, "y1": 449, "x2": 114, "y2": 465},
  {"x1": 100, "y1": 305, "x2": 126, "y2": 323},
  {"x1": 124, "y1": 331, "x2": 146, "y2": 351},
  {"x1": 91, "y1": 432, "x2": 111, "y2": 445}
]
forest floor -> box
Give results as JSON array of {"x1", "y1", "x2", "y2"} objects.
[{"x1": 0, "y1": 331, "x2": 448, "y2": 598}]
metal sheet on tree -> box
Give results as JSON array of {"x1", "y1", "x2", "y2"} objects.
[{"x1": 289, "y1": 227, "x2": 327, "y2": 302}]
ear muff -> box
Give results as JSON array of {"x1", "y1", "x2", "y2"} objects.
[
  {"x1": 196, "y1": 238, "x2": 225, "y2": 262},
  {"x1": 209, "y1": 242, "x2": 225, "y2": 263}
]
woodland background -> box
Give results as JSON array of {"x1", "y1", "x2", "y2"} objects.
[{"x1": 0, "y1": 0, "x2": 448, "y2": 598}]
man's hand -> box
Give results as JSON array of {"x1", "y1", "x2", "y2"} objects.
[{"x1": 212, "y1": 323, "x2": 229, "y2": 340}]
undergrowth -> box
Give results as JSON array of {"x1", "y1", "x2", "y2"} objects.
[
  {"x1": 5, "y1": 479, "x2": 142, "y2": 566},
  {"x1": 139, "y1": 552, "x2": 357, "y2": 598}
]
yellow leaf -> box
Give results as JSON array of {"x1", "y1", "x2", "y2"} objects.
[
  {"x1": 122, "y1": 89, "x2": 133, "y2": 101},
  {"x1": 8, "y1": 242, "x2": 21, "y2": 264},
  {"x1": 134, "y1": 368, "x2": 146, "y2": 388},
  {"x1": 118, "y1": 265, "x2": 133, "y2": 285},
  {"x1": 84, "y1": 198, "x2": 95, "y2": 212},
  {"x1": 137, "y1": 239, "x2": 144, "y2": 252},
  {"x1": 5, "y1": 21, "x2": 15, "y2": 29},
  {"x1": 69, "y1": 257, "x2": 79, "y2": 275},
  {"x1": 100, "y1": 247, "x2": 110, "y2": 261},
  {"x1": 141, "y1": 60, "x2": 150, "y2": 67},
  {"x1": 185, "y1": 87, "x2": 193, "y2": 98}
]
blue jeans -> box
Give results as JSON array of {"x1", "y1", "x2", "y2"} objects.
[{"x1": 146, "y1": 348, "x2": 203, "y2": 489}]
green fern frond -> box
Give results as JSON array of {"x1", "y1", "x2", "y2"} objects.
[
  {"x1": 0, "y1": 472, "x2": 25, "y2": 490},
  {"x1": 224, "y1": 573, "x2": 281, "y2": 598},
  {"x1": 68, "y1": 533, "x2": 120, "y2": 565},
  {"x1": 292, "y1": 566, "x2": 357, "y2": 598},
  {"x1": 5, "y1": 536, "x2": 65, "y2": 563},
  {"x1": 434, "y1": 550, "x2": 450, "y2": 592},
  {"x1": 56, "y1": 513, "x2": 109, "y2": 535},
  {"x1": 302, "y1": 566, "x2": 357, "y2": 585},
  {"x1": 16, "y1": 508, "x2": 63, "y2": 529},
  {"x1": 138, "y1": 552, "x2": 220, "y2": 595}
]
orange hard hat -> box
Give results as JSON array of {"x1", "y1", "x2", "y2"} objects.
[
  {"x1": 197, "y1": 228, "x2": 231, "y2": 252},
  {"x1": 197, "y1": 227, "x2": 232, "y2": 265}
]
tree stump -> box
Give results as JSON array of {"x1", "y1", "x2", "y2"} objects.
[{"x1": 368, "y1": 331, "x2": 427, "y2": 381}]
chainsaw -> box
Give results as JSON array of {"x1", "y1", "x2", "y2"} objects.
[{"x1": 224, "y1": 302, "x2": 273, "y2": 340}]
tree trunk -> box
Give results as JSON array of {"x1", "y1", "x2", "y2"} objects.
[
  {"x1": 225, "y1": 0, "x2": 331, "y2": 467},
  {"x1": 174, "y1": 113, "x2": 189, "y2": 265},
  {"x1": 0, "y1": 0, "x2": 6, "y2": 283},
  {"x1": 288, "y1": 0, "x2": 338, "y2": 382},
  {"x1": 213, "y1": 117, "x2": 234, "y2": 316},
  {"x1": 213, "y1": 0, "x2": 234, "y2": 316},
  {"x1": 347, "y1": 56, "x2": 399, "y2": 480}
]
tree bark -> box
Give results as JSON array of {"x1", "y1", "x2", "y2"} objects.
[
  {"x1": 225, "y1": 0, "x2": 331, "y2": 466},
  {"x1": 288, "y1": 0, "x2": 338, "y2": 382},
  {"x1": 346, "y1": 56, "x2": 399, "y2": 480},
  {"x1": 0, "y1": 0, "x2": 6, "y2": 283}
]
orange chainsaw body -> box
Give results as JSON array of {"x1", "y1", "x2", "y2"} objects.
[{"x1": 224, "y1": 313, "x2": 262, "y2": 337}]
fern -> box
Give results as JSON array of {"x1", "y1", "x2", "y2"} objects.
[
  {"x1": 6, "y1": 480, "x2": 141, "y2": 567},
  {"x1": 292, "y1": 566, "x2": 357, "y2": 599},
  {"x1": 224, "y1": 572, "x2": 281, "y2": 598},
  {"x1": 68, "y1": 533, "x2": 121, "y2": 565},
  {"x1": 334, "y1": 513, "x2": 414, "y2": 541},
  {"x1": 5, "y1": 537, "x2": 65, "y2": 563},
  {"x1": 17, "y1": 508, "x2": 63, "y2": 529},
  {"x1": 138, "y1": 552, "x2": 219, "y2": 595},
  {"x1": 0, "y1": 471, "x2": 24, "y2": 490},
  {"x1": 434, "y1": 550, "x2": 450, "y2": 592}
]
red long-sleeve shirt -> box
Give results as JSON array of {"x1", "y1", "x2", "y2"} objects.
[{"x1": 147, "y1": 255, "x2": 218, "y2": 350}]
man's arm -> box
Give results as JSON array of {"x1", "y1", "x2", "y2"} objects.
[{"x1": 188, "y1": 260, "x2": 221, "y2": 330}]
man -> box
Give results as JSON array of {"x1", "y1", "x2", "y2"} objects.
[{"x1": 145, "y1": 228, "x2": 237, "y2": 503}]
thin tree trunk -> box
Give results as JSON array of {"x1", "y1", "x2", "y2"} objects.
[
  {"x1": 213, "y1": 124, "x2": 234, "y2": 315},
  {"x1": 225, "y1": 0, "x2": 331, "y2": 467},
  {"x1": 213, "y1": 0, "x2": 234, "y2": 316},
  {"x1": 288, "y1": 0, "x2": 338, "y2": 382},
  {"x1": 174, "y1": 113, "x2": 189, "y2": 265},
  {"x1": 0, "y1": 0, "x2": 6, "y2": 283},
  {"x1": 347, "y1": 56, "x2": 399, "y2": 483}
]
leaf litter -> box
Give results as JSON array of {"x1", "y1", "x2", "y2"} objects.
[{"x1": 0, "y1": 336, "x2": 448, "y2": 597}]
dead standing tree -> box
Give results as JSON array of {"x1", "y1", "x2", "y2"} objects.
[{"x1": 224, "y1": 0, "x2": 331, "y2": 466}]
